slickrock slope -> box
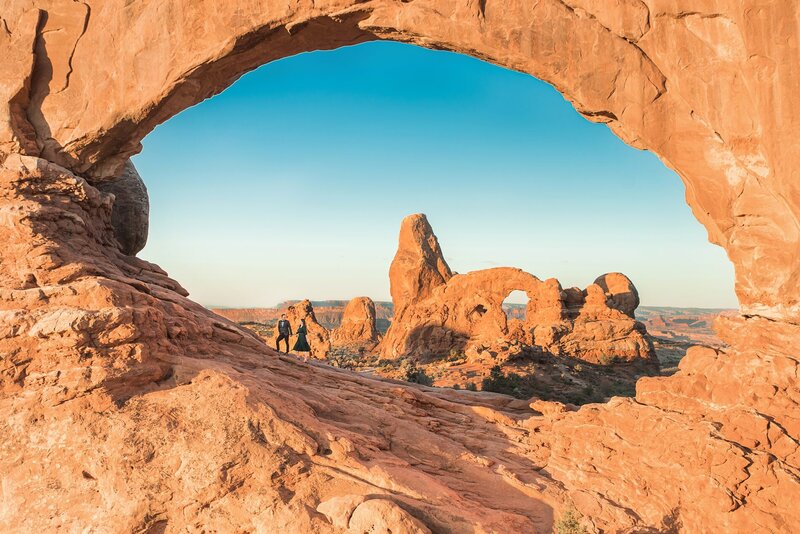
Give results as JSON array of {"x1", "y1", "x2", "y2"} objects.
[
  {"x1": 382, "y1": 215, "x2": 656, "y2": 365},
  {"x1": 330, "y1": 297, "x2": 380, "y2": 348},
  {"x1": 1, "y1": 1, "x2": 799, "y2": 532},
  {"x1": 0, "y1": 156, "x2": 562, "y2": 532}
]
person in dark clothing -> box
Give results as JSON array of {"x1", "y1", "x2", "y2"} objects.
[
  {"x1": 292, "y1": 318, "x2": 311, "y2": 359},
  {"x1": 275, "y1": 314, "x2": 292, "y2": 353}
]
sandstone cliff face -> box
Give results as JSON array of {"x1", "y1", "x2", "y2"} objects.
[
  {"x1": 1, "y1": 1, "x2": 799, "y2": 532},
  {"x1": 330, "y1": 297, "x2": 380, "y2": 348},
  {"x1": 381, "y1": 215, "x2": 656, "y2": 365}
]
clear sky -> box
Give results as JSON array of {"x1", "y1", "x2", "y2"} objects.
[{"x1": 133, "y1": 41, "x2": 737, "y2": 309}]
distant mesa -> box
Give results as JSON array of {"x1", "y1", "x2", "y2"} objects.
[{"x1": 381, "y1": 214, "x2": 657, "y2": 366}]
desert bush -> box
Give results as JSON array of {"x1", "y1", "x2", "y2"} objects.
[
  {"x1": 402, "y1": 362, "x2": 433, "y2": 386},
  {"x1": 465, "y1": 382, "x2": 477, "y2": 391},
  {"x1": 482, "y1": 365, "x2": 526, "y2": 397},
  {"x1": 598, "y1": 354, "x2": 618, "y2": 366},
  {"x1": 554, "y1": 508, "x2": 589, "y2": 534}
]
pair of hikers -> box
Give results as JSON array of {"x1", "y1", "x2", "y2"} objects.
[{"x1": 275, "y1": 314, "x2": 311, "y2": 356}]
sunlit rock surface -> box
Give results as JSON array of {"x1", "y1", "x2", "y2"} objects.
[
  {"x1": 1, "y1": 1, "x2": 798, "y2": 532},
  {"x1": 330, "y1": 297, "x2": 380, "y2": 348},
  {"x1": 381, "y1": 214, "x2": 656, "y2": 365}
]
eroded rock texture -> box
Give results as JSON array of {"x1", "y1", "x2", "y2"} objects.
[
  {"x1": 382, "y1": 214, "x2": 656, "y2": 365},
  {"x1": 330, "y1": 297, "x2": 380, "y2": 348},
  {"x1": 1, "y1": 1, "x2": 799, "y2": 532}
]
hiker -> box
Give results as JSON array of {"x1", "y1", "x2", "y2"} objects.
[
  {"x1": 275, "y1": 314, "x2": 292, "y2": 353},
  {"x1": 293, "y1": 318, "x2": 312, "y2": 361}
]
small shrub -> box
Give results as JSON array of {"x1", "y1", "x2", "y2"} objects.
[
  {"x1": 554, "y1": 508, "x2": 589, "y2": 534},
  {"x1": 452, "y1": 384, "x2": 461, "y2": 390},
  {"x1": 403, "y1": 364, "x2": 433, "y2": 386},
  {"x1": 598, "y1": 354, "x2": 618, "y2": 366},
  {"x1": 465, "y1": 382, "x2": 477, "y2": 391},
  {"x1": 482, "y1": 365, "x2": 523, "y2": 397},
  {"x1": 573, "y1": 363, "x2": 583, "y2": 373}
]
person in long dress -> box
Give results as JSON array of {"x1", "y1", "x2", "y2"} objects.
[{"x1": 292, "y1": 318, "x2": 312, "y2": 361}]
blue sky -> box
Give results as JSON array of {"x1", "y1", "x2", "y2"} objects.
[{"x1": 133, "y1": 41, "x2": 737, "y2": 309}]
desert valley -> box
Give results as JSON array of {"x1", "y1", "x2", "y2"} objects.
[{"x1": 214, "y1": 214, "x2": 733, "y2": 407}]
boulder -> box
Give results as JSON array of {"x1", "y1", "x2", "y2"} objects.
[
  {"x1": 331, "y1": 297, "x2": 380, "y2": 347},
  {"x1": 594, "y1": 272, "x2": 640, "y2": 318},
  {"x1": 96, "y1": 160, "x2": 149, "y2": 256},
  {"x1": 348, "y1": 499, "x2": 432, "y2": 534}
]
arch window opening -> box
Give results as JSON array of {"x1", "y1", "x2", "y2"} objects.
[
  {"x1": 133, "y1": 41, "x2": 736, "y2": 405},
  {"x1": 502, "y1": 290, "x2": 530, "y2": 323}
]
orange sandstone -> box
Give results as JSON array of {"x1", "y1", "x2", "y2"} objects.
[{"x1": 0, "y1": 1, "x2": 798, "y2": 532}]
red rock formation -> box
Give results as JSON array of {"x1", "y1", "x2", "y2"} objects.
[
  {"x1": 1, "y1": 1, "x2": 799, "y2": 532},
  {"x1": 330, "y1": 297, "x2": 380, "y2": 348},
  {"x1": 285, "y1": 299, "x2": 331, "y2": 359},
  {"x1": 381, "y1": 215, "x2": 656, "y2": 365},
  {"x1": 0, "y1": 155, "x2": 563, "y2": 532},
  {"x1": 389, "y1": 214, "x2": 453, "y2": 316}
]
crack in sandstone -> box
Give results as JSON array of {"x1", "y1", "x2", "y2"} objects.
[{"x1": 57, "y1": 1, "x2": 91, "y2": 94}]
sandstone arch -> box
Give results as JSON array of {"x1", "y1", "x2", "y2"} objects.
[
  {"x1": 3, "y1": 1, "x2": 798, "y2": 320},
  {"x1": 381, "y1": 214, "x2": 655, "y2": 363},
  {"x1": 1, "y1": 1, "x2": 798, "y2": 532}
]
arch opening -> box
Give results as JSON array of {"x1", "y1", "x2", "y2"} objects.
[
  {"x1": 132, "y1": 41, "x2": 735, "y2": 405},
  {"x1": 502, "y1": 290, "x2": 530, "y2": 323}
]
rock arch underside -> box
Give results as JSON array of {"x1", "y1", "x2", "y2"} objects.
[{"x1": 1, "y1": 1, "x2": 798, "y2": 532}]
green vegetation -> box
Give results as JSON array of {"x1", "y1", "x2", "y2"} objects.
[
  {"x1": 598, "y1": 354, "x2": 619, "y2": 365},
  {"x1": 481, "y1": 365, "x2": 531, "y2": 398},
  {"x1": 554, "y1": 508, "x2": 589, "y2": 534},
  {"x1": 402, "y1": 362, "x2": 433, "y2": 386}
]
